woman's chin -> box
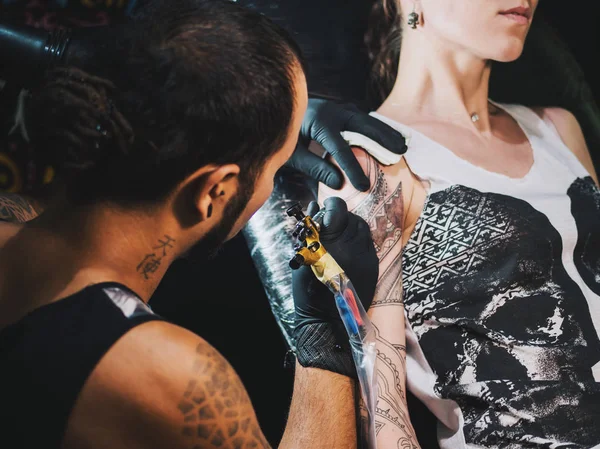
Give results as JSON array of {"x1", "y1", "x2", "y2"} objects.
[{"x1": 491, "y1": 40, "x2": 526, "y2": 63}]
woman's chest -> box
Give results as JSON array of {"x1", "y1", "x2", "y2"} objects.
[{"x1": 411, "y1": 123, "x2": 534, "y2": 179}]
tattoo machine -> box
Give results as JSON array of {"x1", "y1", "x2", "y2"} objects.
[{"x1": 287, "y1": 203, "x2": 378, "y2": 449}]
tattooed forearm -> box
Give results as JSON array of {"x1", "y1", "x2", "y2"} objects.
[
  {"x1": 348, "y1": 161, "x2": 421, "y2": 448},
  {"x1": 0, "y1": 193, "x2": 43, "y2": 222},
  {"x1": 178, "y1": 341, "x2": 270, "y2": 448},
  {"x1": 319, "y1": 150, "x2": 420, "y2": 447},
  {"x1": 374, "y1": 326, "x2": 419, "y2": 449},
  {"x1": 371, "y1": 253, "x2": 405, "y2": 308},
  {"x1": 370, "y1": 262, "x2": 420, "y2": 448}
]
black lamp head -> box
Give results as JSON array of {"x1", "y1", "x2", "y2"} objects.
[{"x1": 0, "y1": 20, "x2": 128, "y2": 89}]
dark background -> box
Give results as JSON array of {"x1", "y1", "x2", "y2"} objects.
[{"x1": 535, "y1": 3, "x2": 599, "y2": 106}]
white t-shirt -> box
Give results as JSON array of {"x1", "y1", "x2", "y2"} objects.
[{"x1": 370, "y1": 103, "x2": 600, "y2": 449}]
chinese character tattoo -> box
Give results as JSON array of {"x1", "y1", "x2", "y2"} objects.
[{"x1": 136, "y1": 235, "x2": 176, "y2": 279}]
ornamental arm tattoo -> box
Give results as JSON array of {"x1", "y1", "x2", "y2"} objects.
[{"x1": 325, "y1": 155, "x2": 421, "y2": 449}]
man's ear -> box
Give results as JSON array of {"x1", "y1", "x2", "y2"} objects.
[
  {"x1": 172, "y1": 164, "x2": 241, "y2": 229},
  {"x1": 189, "y1": 164, "x2": 241, "y2": 221}
]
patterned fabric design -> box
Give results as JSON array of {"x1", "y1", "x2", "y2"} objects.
[{"x1": 402, "y1": 184, "x2": 600, "y2": 447}]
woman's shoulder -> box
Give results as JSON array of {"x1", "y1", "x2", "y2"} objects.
[
  {"x1": 318, "y1": 146, "x2": 419, "y2": 229},
  {"x1": 501, "y1": 103, "x2": 581, "y2": 135},
  {"x1": 528, "y1": 105, "x2": 575, "y2": 125},
  {"x1": 492, "y1": 102, "x2": 573, "y2": 124},
  {"x1": 493, "y1": 103, "x2": 596, "y2": 182},
  {"x1": 530, "y1": 106, "x2": 597, "y2": 183}
]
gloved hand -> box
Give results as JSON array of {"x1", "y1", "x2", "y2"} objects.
[
  {"x1": 287, "y1": 99, "x2": 407, "y2": 192},
  {"x1": 292, "y1": 197, "x2": 379, "y2": 378}
]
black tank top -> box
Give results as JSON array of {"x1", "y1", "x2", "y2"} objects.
[{"x1": 0, "y1": 282, "x2": 163, "y2": 448}]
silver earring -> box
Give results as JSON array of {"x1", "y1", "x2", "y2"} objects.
[{"x1": 407, "y1": 6, "x2": 419, "y2": 29}]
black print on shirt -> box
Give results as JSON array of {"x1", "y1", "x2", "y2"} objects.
[
  {"x1": 569, "y1": 176, "x2": 600, "y2": 297},
  {"x1": 402, "y1": 184, "x2": 600, "y2": 448}
]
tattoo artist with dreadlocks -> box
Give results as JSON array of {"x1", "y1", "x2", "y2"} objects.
[
  {"x1": 0, "y1": 4, "x2": 407, "y2": 222},
  {"x1": 0, "y1": 1, "x2": 387, "y2": 448}
]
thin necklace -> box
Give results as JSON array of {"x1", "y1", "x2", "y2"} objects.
[
  {"x1": 473, "y1": 104, "x2": 501, "y2": 122},
  {"x1": 389, "y1": 102, "x2": 499, "y2": 123}
]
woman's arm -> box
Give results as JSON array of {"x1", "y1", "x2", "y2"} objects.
[{"x1": 319, "y1": 148, "x2": 421, "y2": 449}]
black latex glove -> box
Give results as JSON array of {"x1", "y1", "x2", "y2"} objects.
[
  {"x1": 287, "y1": 99, "x2": 407, "y2": 192},
  {"x1": 292, "y1": 197, "x2": 378, "y2": 377}
]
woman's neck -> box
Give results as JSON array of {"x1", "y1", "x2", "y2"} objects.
[{"x1": 378, "y1": 32, "x2": 495, "y2": 131}]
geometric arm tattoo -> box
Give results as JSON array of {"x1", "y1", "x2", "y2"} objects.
[
  {"x1": 349, "y1": 158, "x2": 421, "y2": 448},
  {"x1": 177, "y1": 341, "x2": 271, "y2": 449},
  {"x1": 0, "y1": 193, "x2": 43, "y2": 222}
]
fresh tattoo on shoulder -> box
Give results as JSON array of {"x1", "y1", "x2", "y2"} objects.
[
  {"x1": 353, "y1": 158, "x2": 387, "y2": 221},
  {"x1": 136, "y1": 234, "x2": 176, "y2": 279},
  {"x1": 177, "y1": 341, "x2": 270, "y2": 448},
  {"x1": 0, "y1": 194, "x2": 43, "y2": 222},
  {"x1": 353, "y1": 160, "x2": 404, "y2": 260},
  {"x1": 352, "y1": 160, "x2": 405, "y2": 307}
]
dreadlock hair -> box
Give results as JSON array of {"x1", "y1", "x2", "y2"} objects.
[
  {"x1": 364, "y1": 0, "x2": 403, "y2": 107},
  {"x1": 32, "y1": 67, "x2": 134, "y2": 173},
  {"x1": 28, "y1": 0, "x2": 306, "y2": 206}
]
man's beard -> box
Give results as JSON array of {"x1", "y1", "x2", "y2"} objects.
[{"x1": 184, "y1": 180, "x2": 254, "y2": 263}]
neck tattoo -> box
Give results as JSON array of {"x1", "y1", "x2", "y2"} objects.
[{"x1": 136, "y1": 234, "x2": 176, "y2": 280}]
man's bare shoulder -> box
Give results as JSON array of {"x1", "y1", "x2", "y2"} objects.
[{"x1": 63, "y1": 320, "x2": 269, "y2": 449}]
